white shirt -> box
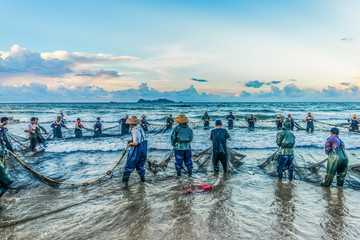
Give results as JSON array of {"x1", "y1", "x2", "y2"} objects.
[
  {"x1": 132, "y1": 125, "x2": 145, "y2": 144},
  {"x1": 25, "y1": 123, "x2": 36, "y2": 132}
]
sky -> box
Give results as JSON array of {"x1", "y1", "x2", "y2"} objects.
[{"x1": 0, "y1": 0, "x2": 360, "y2": 102}]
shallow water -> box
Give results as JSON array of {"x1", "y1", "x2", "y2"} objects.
[{"x1": 1, "y1": 102, "x2": 360, "y2": 239}]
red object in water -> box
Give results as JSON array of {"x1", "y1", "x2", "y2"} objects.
[{"x1": 183, "y1": 182, "x2": 212, "y2": 194}]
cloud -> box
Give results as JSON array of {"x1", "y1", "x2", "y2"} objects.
[
  {"x1": 1, "y1": 82, "x2": 360, "y2": 102},
  {"x1": 340, "y1": 82, "x2": 350, "y2": 86},
  {"x1": 288, "y1": 79, "x2": 297, "y2": 82},
  {"x1": 340, "y1": 38, "x2": 354, "y2": 41},
  {"x1": 0, "y1": 45, "x2": 137, "y2": 78},
  {"x1": 191, "y1": 78, "x2": 208, "y2": 83},
  {"x1": 245, "y1": 80, "x2": 282, "y2": 88},
  {"x1": 245, "y1": 80, "x2": 265, "y2": 88}
]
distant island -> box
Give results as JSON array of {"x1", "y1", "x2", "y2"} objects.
[{"x1": 137, "y1": 98, "x2": 175, "y2": 103}]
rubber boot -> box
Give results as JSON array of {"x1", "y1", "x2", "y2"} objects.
[
  {"x1": 277, "y1": 173, "x2": 282, "y2": 179},
  {"x1": 288, "y1": 172, "x2": 293, "y2": 180},
  {"x1": 140, "y1": 175, "x2": 145, "y2": 182},
  {"x1": 122, "y1": 176, "x2": 129, "y2": 183},
  {"x1": 188, "y1": 171, "x2": 192, "y2": 177},
  {"x1": 177, "y1": 171, "x2": 181, "y2": 177}
]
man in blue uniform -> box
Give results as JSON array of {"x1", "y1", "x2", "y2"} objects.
[
  {"x1": 202, "y1": 112, "x2": 211, "y2": 129},
  {"x1": 245, "y1": 114, "x2": 257, "y2": 129},
  {"x1": 119, "y1": 115, "x2": 130, "y2": 135},
  {"x1": 348, "y1": 114, "x2": 359, "y2": 132},
  {"x1": 94, "y1": 117, "x2": 102, "y2": 137},
  {"x1": 226, "y1": 112, "x2": 236, "y2": 129},
  {"x1": 51, "y1": 116, "x2": 67, "y2": 138},
  {"x1": 0, "y1": 117, "x2": 14, "y2": 152},
  {"x1": 122, "y1": 116, "x2": 147, "y2": 183},
  {"x1": 209, "y1": 120, "x2": 231, "y2": 173},
  {"x1": 140, "y1": 114, "x2": 149, "y2": 132}
]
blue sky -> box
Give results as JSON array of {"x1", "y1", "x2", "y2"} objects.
[{"x1": 0, "y1": 0, "x2": 360, "y2": 101}]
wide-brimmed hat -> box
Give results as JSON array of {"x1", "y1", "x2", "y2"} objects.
[
  {"x1": 126, "y1": 115, "x2": 141, "y2": 125},
  {"x1": 175, "y1": 114, "x2": 189, "y2": 124},
  {"x1": 141, "y1": 114, "x2": 147, "y2": 118}
]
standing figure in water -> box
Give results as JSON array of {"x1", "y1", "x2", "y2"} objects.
[
  {"x1": 304, "y1": 112, "x2": 315, "y2": 132},
  {"x1": 276, "y1": 119, "x2": 295, "y2": 180},
  {"x1": 166, "y1": 114, "x2": 174, "y2": 130},
  {"x1": 24, "y1": 117, "x2": 38, "y2": 151},
  {"x1": 140, "y1": 114, "x2": 149, "y2": 132},
  {"x1": 51, "y1": 116, "x2": 67, "y2": 138},
  {"x1": 119, "y1": 115, "x2": 130, "y2": 135},
  {"x1": 122, "y1": 116, "x2": 147, "y2": 183},
  {"x1": 0, "y1": 120, "x2": 12, "y2": 200},
  {"x1": 75, "y1": 118, "x2": 84, "y2": 138},
  {"x1": 348, "y1": 114, "x2": 359, "y2": 132},
  {"x1": 276, "y1": 115, "x2": 284, "y2": 130},
  {"x1": 0, "y1": 117, "x2": 14, "y2": 152},
  {"x1": 245, "y1": 114, "x2": 257, "y2": 129},
  {"x1": 226, "y1": 112, "x2": 236, "y2": 129},
  {"x1": 94, "y1": 117, "x2": 102, "y2": 137},
  {"x1": 60, "y1": 112, "x2": 66, "y2": 124},
  {"x1": 209, "y1": 120, "x2": 231, "y2": 173},
  {"x1": 202, "y1": 112, "x2": 211, "y2": 129},
  {"x1": 34, "y1": 118, "x2": 47, "y2": 143},
  {"x1": 171, "y1": 114, "x2": 193, "y2": 177},
  {"x1": 287, "y1": 114, "x2": 295, "y2": 131},
  {"x1": 321, "y1": 128, "x2": 349, "y2": 187}
]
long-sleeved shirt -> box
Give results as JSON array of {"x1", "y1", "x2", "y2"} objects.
[
  {"x1": 226, "y1": 115, "x2": 235, "y2": 121},
  {"x1": 171, "y1": 123, "x2": 193, "y2": 150},
  {"x1": 37, "y1": 123, "x2": 48, "y2": 134},
  {"x1": 132, "y1": 125, "x2": 146, "y2": 144},
  {"x1": 325, "y1": 135, "x2": 345, "y2": 155},
  {"x1": 0, "y1": 126, "x2": 9, "y2": 143},
  {"x1": 51, "y1": 121, "x2": 66, "y2": 129},
  {"x1": 94, "y1": 121, "x2": 102, "y2": 130}
]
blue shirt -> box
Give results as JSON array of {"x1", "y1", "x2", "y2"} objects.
[
  {"x1": 226, "y1": 115, "x2": 235, "y2": 121},
  {"x1": 94, "y1": 121, "x2": 102, "y2": 130}
]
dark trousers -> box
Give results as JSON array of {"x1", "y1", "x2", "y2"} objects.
[
  {"x1": 213, "y1": 152, "x2": 227, "y2": 172},
  {"x1": 123, "y1": 141, "x2": 147, "y2": 178},
  {"x1": 94, "y1": 129, "x2": 102, "y2": 137},
  {"x1": 53, "y1": 128, "x2": 62, "y2": 138},
  {"x1": 2, "y1": 139, "x2": 14, "y2": 152},
  {"x1": 228, "y1": 121, "x2": 234, "y2": 128},
  {"x1": 204, "y1": 121, "x2": 209, "y2": 128},
  {"x1": 29, "y1": 133, "x2": 38, "y2": 151},
  {"x1": 174, "y1": 150, "x2": 193, "y2": 172},
  {"x1": 306, "y1": 123, "x2": 314, "y2": 132},
  {"x1": 277, "y1": 155, "x2": 294, "y2": 174}
]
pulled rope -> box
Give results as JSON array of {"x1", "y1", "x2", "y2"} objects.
[{"x1": 7, "y1": 146, "x2": 129, "y2": 186}]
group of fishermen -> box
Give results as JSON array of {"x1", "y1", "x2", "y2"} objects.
[
  {"x1": 0, "y1": 109, "x2": 355, "y2": 201},
  {"x1": 118, "y1": 114, "x2": 349, "y2": 189}
]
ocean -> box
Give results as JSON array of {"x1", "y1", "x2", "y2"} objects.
[{"x1": 1, "y1": 102, "x2": 360, "y2": 239}]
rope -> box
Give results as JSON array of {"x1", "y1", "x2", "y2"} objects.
[
  {"x1": 146, "y1": 154, "x2": 174, "y2": 168},
  {"x1": 7, "y1": 146, "x2": 129, "y2": 186}
]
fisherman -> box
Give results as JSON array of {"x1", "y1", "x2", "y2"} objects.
[
  {"x1": 51, "y1": 116, "x2": 67, "y2": 138},
  {"x1": 202, "y1": 112, "x2": 211, "y2": 129},
  {"x1": 119, "y1": 115, "x2": 130, "y2": 135},
  {"x1": 34, "y1": 118, "x2": 47, "y2": 144},
  {"x1": 304, "y1": 112, "x2": 315, "y2": 132},
  {"x1": 166, "y1": 114, "x2": 174, "y2": 130},
  {"x1": 276, "y1": 114, "x2": 284, "y2": 130},
  {"x1": 321, "y1": 128, "x2": 349, "y2": 187},
  {"x1": 287, "y1": 114, "x2": 295, "y2": 131},
  {"x1": 94, "y1": 117, "x2": 102, "y2": 137},
  {"x1": 75, "y1": 118, "x2": 84, "y2": 138},
  {"x1": 245, "y1": 114, "x2": 257, "y2": 128},
  {"x1": 348, "y1": 114, "x2": 359, "y2": 132},
  {"x1": 0, "y1": 141, "x2": 12, "y2": 202},
  {"x1": 60, "y1": 112, "x2": 66, "y2": 124},
  {"x1": 0, "y1": 117, "x2": 14, "y2": 152},
  {"x1": 171, "y1": 114, "x2": 193, "y2": 177},
  {"x1": 226, "y1": 112, "x2": 236, "y2": 129},
  {"x1": 209, "y1": 120, "x2": 231, "y2": 173},
  {"x1": 140, "y1": 114, "x2": 149, "y2": 132},
  {"x1": 276, "y1": 119, "x2": 296, "y2": 180},
  {"x1": 24, "y1": 117, "x2": 38, "y2": 151},
  {"x1": 122, "y1": 116, "x2": 147, "y2": 183}
]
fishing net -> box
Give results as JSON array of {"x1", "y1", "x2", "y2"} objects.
[
  {"x1": 260, "y1": 150, "x2": 360, "y2": 189},
  {"x1": 147, "y1": 147, "x2": 246, "y2": 174},
  {"x1": 259, "y1": 149, "x2": 325, "y2": 184}
]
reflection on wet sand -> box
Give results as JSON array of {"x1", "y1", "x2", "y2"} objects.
[
  {"x1": 272, "y1": 180, "x2": 296, "y2": 238},
  {"x1": 321, "y1": 188, "x2": 348, "y2": 239}
]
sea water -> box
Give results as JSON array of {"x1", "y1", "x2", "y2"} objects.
[{"x1": 0, "y1": 102, "x2": 360, "y2": 239}]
